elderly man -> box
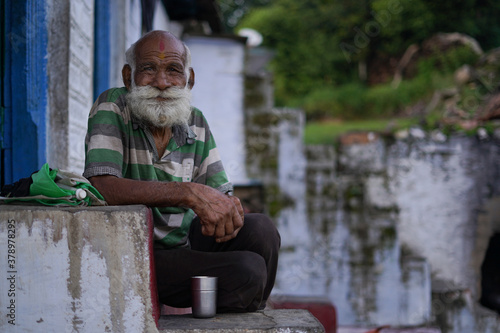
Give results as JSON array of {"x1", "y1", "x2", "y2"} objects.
[{"x1": 83, "y1": 30, "x2": 280, "y2": 312}]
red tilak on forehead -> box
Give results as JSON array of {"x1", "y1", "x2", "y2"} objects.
[{"x1": 159, "y1": 40, "x2": 165, "y2": 51}]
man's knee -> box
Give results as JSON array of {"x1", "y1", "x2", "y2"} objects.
[
  {"x1": 233, "y1": 251, "x2": 267, "y2": 286},
  {"x1": 243, "y1": 213, "x2": 281, "y2": 254},
  {"x1": 218, "y1": 251, "x2": 267, "y2": 311}
]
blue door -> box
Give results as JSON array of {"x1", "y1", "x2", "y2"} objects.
[
  {"x1": 1, "y1": 0, "x2": 5, "y2": 186},
  {"x1": 1, "y1": 0, "x2": 48, "y2": 187}
]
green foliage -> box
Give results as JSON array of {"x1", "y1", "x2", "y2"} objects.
[
  {"x1": 300, "y1": 83, "x2": 367, "y2": 120},
  {"x1": 300, "y1": 46, "x2": 479, "y2": 121},
  {"x1": 304, "y1": 118, "x2": 415, "y2": 145},
  {"x1": 370, "y1": 0, "x2": 436, "y2": 55},
  {"x1": 237, "y1": 0, "x2": 357, "y2": 104},
  {"x1": 417, "y1": 46, "x2": 480, "y2": 75},
  {"x1": 300, "y1": 76, "x2": 434, "y2": 120},
  {"x1": 473, "y1": 1, "x2": 500, "y2": 50},
  {"x1": 227, "y1": 0, "x2": 500, "y2": 120},
  {"x1": 218, "y1": 0, "x2": 271, "y2": 30}
]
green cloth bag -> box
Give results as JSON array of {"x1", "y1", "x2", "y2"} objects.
[
  {"x1": 29, "y1": 163, "x2": 106, "y2": 206},
  {"x1": 30, "y1": 164, "x2": 75, "y2": 200},
  {"x1": 0, "y1": 163, "x2": 106, "y2": 206}
]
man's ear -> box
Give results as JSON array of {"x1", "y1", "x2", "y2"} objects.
[
  {"x1": 188, "y1": 67, "x2": 195, "y2": 89},
  {"x1": 122, "y1": 65, "x2": 132, "y2": 90}
]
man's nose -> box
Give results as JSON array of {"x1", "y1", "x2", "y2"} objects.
[{"x1": 153, "y1": 71, "x2": 172, "y2": 90}]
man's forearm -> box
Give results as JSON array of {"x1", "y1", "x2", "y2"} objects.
[
  {"x1": 89, "y1": 175, "x2": 244, "y2": 242},
  {"x1": 89, "y1": 175, "x2": 196, "y2": 207}
]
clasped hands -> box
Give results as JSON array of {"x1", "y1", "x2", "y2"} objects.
[
  {"x1": 87, "y1": 175, "x2": 244, "y2": 243},
  {"x1": 192, "y1": 186, "x2": 245, "y2": 243}
]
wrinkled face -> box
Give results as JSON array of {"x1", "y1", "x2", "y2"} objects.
[
  {"x1": 133, "y1": 34, "x2": 189, "y2": 91},
  {"x1": 124, "y1": 33, "x2": 195, "y2": 129}
]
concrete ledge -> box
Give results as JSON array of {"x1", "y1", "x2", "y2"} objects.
[
  {"x1": 269, "y1": 295, "x2": 336, "y2": 333},
  {"x1": 0, "y1": 205, "x2": 159, "y2": 333},
  {"x1": 338, "y1": 328, "x2": 441, "y2": 333},
  {"x1": 1, "y1": 206, "x2": 325, "y2": 333},
  {"x1": 157, "y1": 309, "x2": 325, "y2": 332}
]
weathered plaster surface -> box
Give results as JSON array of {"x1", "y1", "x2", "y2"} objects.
[
  {"x1": 0, "y1": 205, "x2": 158, "y2": 333},
  {"x1": 243, "y1": 63, "x2": 500, "y2": 331}
]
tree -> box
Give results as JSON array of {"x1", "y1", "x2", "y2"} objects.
[
  {"x1": 233, "y1": 0, "x2": 500, "y2": 107},
  {"x1": 237, "y1": 0, "x2": 361, "y2": 104},
  {"x1": 217, "y1": 0, "x2": 271, "y2": 31}
]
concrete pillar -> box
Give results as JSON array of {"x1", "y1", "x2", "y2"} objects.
[
  {"x1": 0, "y1": 205, "x2": 159, "y2": 333},
  {"x1": 47, "y1": 0, "x2": 95, "y2": 174}
]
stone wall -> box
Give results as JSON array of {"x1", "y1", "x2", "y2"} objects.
[
  {"x1": 0, "y1": 205, "x2": 159, "y2": 332},
  {"x1": 243, "y1": 49, "x2": 500, "y2": 331},
  {"x1": 246, "y1": 109, "x2": 500, "y2": 332}
]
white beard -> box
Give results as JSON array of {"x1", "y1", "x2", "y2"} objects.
[{"x1": 126, "y1": 85, "x2": 193, "y2": 129}]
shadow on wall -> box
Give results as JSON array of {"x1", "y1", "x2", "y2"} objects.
[{"x1": 480, "y1": 232, "x2": 500, "y2": 314}]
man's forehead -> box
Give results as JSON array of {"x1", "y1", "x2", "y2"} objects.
[
  {"x1": 136, "y1": 33, "x2": 184, "y2": 59},
  {"x1": 159, "y1": 39, "x2": 166, "y2": 51}
]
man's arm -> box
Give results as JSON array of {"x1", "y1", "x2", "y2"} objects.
[{"x1": 89, "y1": 175, "x2": 244, "y2": 242}]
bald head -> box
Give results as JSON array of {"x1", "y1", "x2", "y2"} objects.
[
  {"x1": 123, "y1": 30, "x2": 193, "y2": 90},
  {"x1": 126, "y1": 31, "x2": 190, "y2": 69}
]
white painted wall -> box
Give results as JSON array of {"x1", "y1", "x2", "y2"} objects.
[
  {"x1": 67, "y1": 0, "x2": 95, "y2": 174},
  {"x1": 388, "y1": 137, "x2": 493, "y2": 292},
  {"x1": 108, "y1": 0, "x2": 143, "y2": 90},
  {"x1": 125, "y1": 0, "x2": 142, "y2": 59},
  {"x1": 152, "y1": 1, "x2": 183, "y2": 36},
  {"x1": 62, "y1": 0, "x2": 145, "y2": 174},
  {"x1": 185, "y1": 36, "x2": 248, "y2": 184},
  {"x1": 0, "y1": 205, "x2": 158, "y2": 332}
]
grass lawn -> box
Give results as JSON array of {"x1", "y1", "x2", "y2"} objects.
[{"x1": 304, "y1": 117, "x2": 416, "y2": 145}]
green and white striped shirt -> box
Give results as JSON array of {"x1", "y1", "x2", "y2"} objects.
[{"x1": 84, "y1": 87, "x2": 233, "y2": 248}]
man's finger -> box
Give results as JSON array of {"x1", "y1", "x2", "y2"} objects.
[
  {"x1": 229, "y1": 196, "x2": 245, "y2": 222},
  {"x1": 216, "y1": 226, "x2": 241, "y2": 243},
  {"x1": 224, "y1": 218, "x2": 235, "y2": 236},
  {"x1": 201, "y1": 221, "x2": 215, "y2": 237},
  {"x1": 215, "y1": 221, "x2": 226, "y2": 239},
  {"x1": 233, "y1": 209, "x2": 244, "y2": 230}
]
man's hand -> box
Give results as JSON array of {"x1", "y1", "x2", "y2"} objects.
[
  {"x1": 191, "y1": 187, "x2": 244, "y2": 243},
  {"x1": 217, "y1": 195, "x2": 244, "y2": 242}
]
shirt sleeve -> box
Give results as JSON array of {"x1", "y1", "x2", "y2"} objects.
[
  {"x1": 190, "y1": 109, "x2": 233, "y2": 193},
  {"x1": 83, "y1": 93, "x2": 127, "y2": 179}
]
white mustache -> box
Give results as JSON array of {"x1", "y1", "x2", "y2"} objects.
[
  {"x1": 126, "y1": 84, "x2": 192, "y2": 128},
  {"x1": 130, "y1": 85, "x2": 188, "y2": 100}
]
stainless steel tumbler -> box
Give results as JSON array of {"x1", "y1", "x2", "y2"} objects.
[{"x1": 191, "y1": 276, "x2": 218, "y2": 318}]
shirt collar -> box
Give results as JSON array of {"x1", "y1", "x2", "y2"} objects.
[
  {"x1": 172, "y1": 122, "x2": 197, "y2": 147},
  {"x1": 132, "y1": 116, "x2": 197, "y2": 148}
]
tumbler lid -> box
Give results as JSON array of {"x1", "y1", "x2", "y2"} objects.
[{"x1": 191, "y1": 276, "x2": 218, "y2": 290}]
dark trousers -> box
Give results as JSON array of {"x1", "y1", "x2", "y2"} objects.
[{"x1": 154, "y1": 213, "x2": 281, "y2": 312}]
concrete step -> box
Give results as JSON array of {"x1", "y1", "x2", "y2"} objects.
[
  {"x1": 157, "y1": 309, "x2": 325, "y2": 332},
  {"x1": 268, "y1": 294, "x2": 337, "y2": 333},
  {"x1": 338, "y1": 327, "x2": 441, "y2": 333}
]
